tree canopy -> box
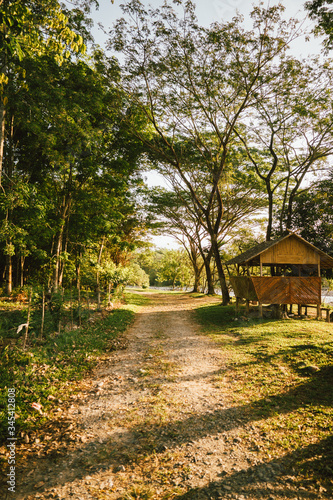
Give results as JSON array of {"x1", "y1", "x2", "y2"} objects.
[{"x1": 0, "y1": 0, "x2": 332, "y2": 299}]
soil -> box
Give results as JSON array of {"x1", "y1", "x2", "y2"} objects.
[{"x1": 7, "y1": 292, "x2": 333, "y2": 499}]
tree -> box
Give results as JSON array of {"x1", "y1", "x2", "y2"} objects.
[
  {"x1": 110, "y1": 0, "x2": 302, "y2": 304},
  {"x1": 305, "y1": 0, "x2": 333, "y2": 49},
  {"x1": 148, "y1": 153, "x2": 265, "y2": 294},
  {"x1": 289, "y1": 173, "x2": 333, "y2": 256},
  {"x1": 148, "y1": 188, "x2": 206, "y2": 293},
  {"x1": 157, "y1": 249, "x2": 193, "y2": 290},
  {"x1": 0, "y1": 0, "x2": 97, "y2": 186},
  {"x1": 236, "y1": 54, "x2": 333, "y2": 241},
  {"x1": 0, "y1": 43, "x2": 150, "y2": 292}
]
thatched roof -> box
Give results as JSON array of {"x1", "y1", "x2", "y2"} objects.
[{"x1": 226, "y1": 232, "x2": 333, "y2": 269}]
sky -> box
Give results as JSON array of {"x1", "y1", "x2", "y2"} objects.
[
  {"x1": 90, "y1": 0, "x2": 320, "y2": 54},
  {"x1": 89, "y1": 0, "x2": 323, "y2": 249}
]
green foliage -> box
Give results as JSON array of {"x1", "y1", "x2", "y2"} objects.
[
  {"x1": 156, "y1": 249, "x2": 193, "y2": 289},
  {"x1": 305, "y1": 0, "x2": 333, "y2": 50},
  {"x1": 0, "y1": 41, "x2": 150, "y2": 291},
  {"x1": 0, "y1": 302, "x2": 135, "y2": 441},
  {"x1": 289, "y1": 174, "x2": 333, "y2": 257}
]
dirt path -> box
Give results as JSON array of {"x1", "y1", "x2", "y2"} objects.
[{"x1": 13, "y1": 293, "x2": 324, "y2": 500}]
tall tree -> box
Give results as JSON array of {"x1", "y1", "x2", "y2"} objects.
[
  {"x1": 148, "y1": 188, "x2": 206, "y2": 293},
  {"x1": 235, "y1": 55, "x2": 333, "y2": 240},
  {"x1": 0, "y1": 0, "x2": 97, "y2": 186},
  {"x1": 0, "y1": 45, "x2": 148, "y2": 291},
  {"x1": 110, "y1": 0, "x2": 302, "y2": 304}
]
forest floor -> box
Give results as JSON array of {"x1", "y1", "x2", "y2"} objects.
[{"x1": 6, "y1": 292, "x2": 333, "y2": 500}]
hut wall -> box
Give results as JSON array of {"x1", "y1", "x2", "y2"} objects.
[
  {"x1": 260, "y1": 237, "x2": 319, "y2": 265},
  {"x1": 251, "y1": 277, "x2": 321, "y2": 304},
  {"x1": 229, "y1": 276, "x2": 321, "y2": 304}
]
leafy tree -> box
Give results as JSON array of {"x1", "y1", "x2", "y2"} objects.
[
  {"x1": 148, "y1": 188, "x2": 206, "y2": 292},
  {"x1": 110, "y1": 0, "x2": 302, "y2": 304},
  {"x1": 236, "y1": 55, "x2": 333, "y2": 240},
  {"x1": 0, "y1": 0, "x2": 97, "y2": 185},
  {"x1": 305, "y1": 0, "x2": 333, "y2": 49},
  {"x1": 289, "y1": 174, "x2": 333, "y2": 256},
  {"x1": 0, "y1": 43, "x2": 150, "y2": 293},
  {"x1": 157, "y1": 249, "x2": 193, "y2": 290}
]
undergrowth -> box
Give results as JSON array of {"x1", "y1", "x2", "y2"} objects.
[{"x1": 0, "y1": 290, "x2": 149, "y2": 444}]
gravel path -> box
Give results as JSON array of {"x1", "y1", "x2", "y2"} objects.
[{"x1": 12, "y1": 292, "x2": 331, "y2": 499}]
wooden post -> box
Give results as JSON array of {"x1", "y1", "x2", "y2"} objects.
[
  {"x1": 317, "y1": 255, "x2": 321, "y2": 320},
  {"x1": 246, "y1": 299, "x2": 250, "y2": 314},
  {"x1": 258, "y1": 257, "x2": 263, "y2": 318},
  {"x1": 317, "y1": 304, "x2": 322, "y2": 320}
]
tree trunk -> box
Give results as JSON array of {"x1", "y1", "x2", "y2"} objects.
[
  {"x1": 192, "y1": 270, "x2": 201, "y2": 293},
  {"x1": 0, "y1": 100, "x2": 5, "y2": 188},
  {"x1": 202, "y1": 254, "x2": 215, "y2": 294},
  {"x1": 211, "y1": 238, "x2": 230, "y2": 305},
  {"x1": 53, "y1": 195, "x2": 71, "y2": 291},
  {"x1": 96, "y1": 238, "x2": 105, "y2": 310},
  {"x1": 58, "y1": 223, "x2": 69, "y2": 288},
  {"x1": 266, "y1": 183, "x2": 274, "y2": 241},
  {"x1": 190, "y1": 253, "x2": 203, "y2": 293},
  {"x1": 76, "y1": 250, "x2": 82, "y2": 293},
  {"x1": 6, "y1": 252, "x2": 12, "y2": 295},
  {"x1": 53, "y1": 230, "x2": 63, "y2": 291},
  {"x1": 20, "y1": 255, "x2": 25, "y2": 287}
]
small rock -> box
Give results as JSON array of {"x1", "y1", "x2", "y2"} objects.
[
  {"x1": 100, "y1": 478, "x2": 114, "y2": 490},
  {"x1": 115, "y1": 465, "x2": 125, "y2": 472}
]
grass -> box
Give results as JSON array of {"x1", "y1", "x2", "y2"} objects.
[
  {"x1": 195, "y1": 302, "x2": 333, "y2": 484},
  {"x1": 0, "y1": 291, "x2": 148, "y2": 448}
]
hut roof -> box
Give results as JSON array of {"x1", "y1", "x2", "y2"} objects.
[{"x1": 226, "y1": 232, "x2": 333, "y2": 269}]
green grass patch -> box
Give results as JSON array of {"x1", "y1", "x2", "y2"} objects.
[
  {"x1": 124, "y1": 291, "x2": 152, "y2": 308},
  {"x1": 195, "y1": 303, "x2": 333, "y2": 482},
  {"x1": 0, "y1": 300, "x2": 137, "y2": 445}
]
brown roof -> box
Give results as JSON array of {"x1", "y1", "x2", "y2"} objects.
[{"x1": 226, "y1": 232, "x2": 333, "y2": 268}]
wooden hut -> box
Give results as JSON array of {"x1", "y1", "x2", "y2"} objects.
[{"x1": 226, "y1": 232, "x2": 333, "y2": 319}]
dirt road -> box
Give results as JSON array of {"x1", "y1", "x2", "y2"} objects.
[{"x1": 13, "y1": 292, "x2": 326, "y2": 499}]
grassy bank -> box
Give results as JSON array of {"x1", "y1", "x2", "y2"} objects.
[
  {"x1": 195, "y1": 303, "x2": 333, "y2": 486},
  {"x1": 0, "y1": 291, "x2": 150, "y2": 445}
]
